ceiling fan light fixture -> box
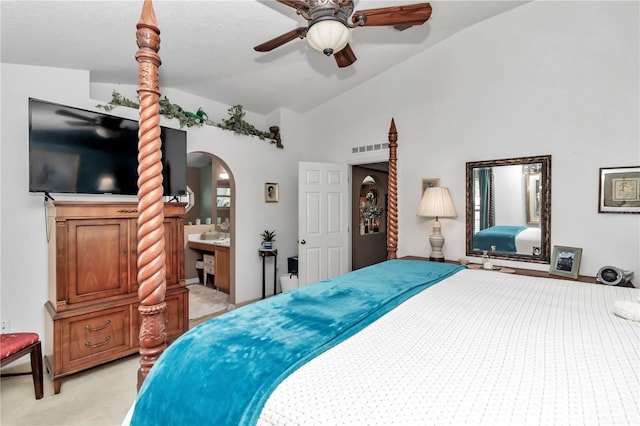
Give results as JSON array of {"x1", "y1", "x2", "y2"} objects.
[{"x1": 307, "y1": 19, "x2": 349, "y2": 56}]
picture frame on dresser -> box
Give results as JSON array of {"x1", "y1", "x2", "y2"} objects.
[
  {"x1": 550, "y1": 245, "x2": 583, "y2": 279},
  {"x1": 598, "y1": 166, "x2": 640, "y2": 213}
]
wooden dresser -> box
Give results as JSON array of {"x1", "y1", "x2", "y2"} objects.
[{"x1": 44, "y1": 201, "x2": 189, "y2": 393}]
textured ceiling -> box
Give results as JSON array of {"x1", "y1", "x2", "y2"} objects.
[{"x1": 1, "y1": 1, "x2": 527, "y2": 115}]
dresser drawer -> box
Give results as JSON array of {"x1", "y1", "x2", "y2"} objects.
[{"x1": 62, "y1": 306, "x2": 132, "y2": 372}]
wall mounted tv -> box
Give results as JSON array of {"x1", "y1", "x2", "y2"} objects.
[{"x1": 29, "y1": 98, "x2": 187, "y2": 197}]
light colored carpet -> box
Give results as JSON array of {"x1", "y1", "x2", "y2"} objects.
[
  {"x1": 1, "y1": 310, "x2": 227, "y2": 426},
  {"x1": 1, "y1": 354, "x2": 140, "y2": 425},
  {"x1": 188, "y1": 283, "x2": 229, "y2": 320},
  {"x1": 0, "y1": 288, "x2": 229, "y2": 425}
]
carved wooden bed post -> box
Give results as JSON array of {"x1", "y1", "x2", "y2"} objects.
[
  {"x1": 135, "y1": 0, "x2": 167, "y2": 390},
  {"x1": 387, "y1": 118, "x2": 398, "y2": 260}
]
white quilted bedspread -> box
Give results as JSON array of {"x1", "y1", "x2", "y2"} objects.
[{"x1": 258, "y1": 269, "x2": 640, "y2": 425}]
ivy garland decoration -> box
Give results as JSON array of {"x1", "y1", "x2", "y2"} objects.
[{"x1": 96, "y1": 91, "x2": 283, "y2": 148}]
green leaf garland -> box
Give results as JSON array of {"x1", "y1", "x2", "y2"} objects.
[{"x1": 97, "y1": 90, "x2": 283, "y2": 148}]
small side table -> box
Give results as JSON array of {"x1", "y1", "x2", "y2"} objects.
[{"x1": 259, "y1": 249, "x2": 278, "y2": 299}]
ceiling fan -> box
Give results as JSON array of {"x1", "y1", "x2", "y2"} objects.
[
  {"x1": 254, "y1": 0, "x2": 432, "y2": 68},
  {"x1": 55, "y1": 109, "x2": 124, "y2": 138}
]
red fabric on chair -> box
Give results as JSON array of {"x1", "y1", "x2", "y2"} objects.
[
  {"x1": 1, "y1": 333, "x2": 39, "y2": 358},
  {"x1": 1, "y1": 333, "x2": 44, "y2": 399}
]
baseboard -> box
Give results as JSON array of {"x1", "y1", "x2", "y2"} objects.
[{"x1": 185, "y1": 277, "x2": 200, "y2": 285}]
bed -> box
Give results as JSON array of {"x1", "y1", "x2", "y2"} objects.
[
  {"x1": 126, "y1": 260, "x2": 640, "y2": 425},
  {"x1": 474, "y1": 225, "x2": 541, "y2": 255},
  {"x1": 128, "y1": 2, "x2": 639, "y2": 425}
]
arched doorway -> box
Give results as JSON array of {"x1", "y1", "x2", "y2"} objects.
[{"x1": 185, "y1": 152, "x2": 236, "y2": 306}]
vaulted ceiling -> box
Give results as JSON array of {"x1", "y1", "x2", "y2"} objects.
[{"x1": 1, "y1": 1, "x2": 527, "y2": 115}]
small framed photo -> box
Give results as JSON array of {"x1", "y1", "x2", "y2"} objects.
[
  {"x1": 599, "y1": 166, "x2": 640, "y2": 213},
  {"x1": 421, "y1": 178, "x2": 440, "y2": 195},
  {"x1": 550, "y1": 245, "x2": 583, "y2": 279},
  {"x1": 264, "y1": 182, "x2": 279, "y2": 203}
]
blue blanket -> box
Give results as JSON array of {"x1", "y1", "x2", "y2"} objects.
[
  {"x1": 131, "y1": 260, "x2": 464, "y2": 426},
  {"x1": 473, "y1": 225, "x2": 527, "y2": 252}
]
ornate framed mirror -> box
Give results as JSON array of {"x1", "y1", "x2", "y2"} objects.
[{"x1": 465, "y1": 155, "x2": 551, "y2": 263}]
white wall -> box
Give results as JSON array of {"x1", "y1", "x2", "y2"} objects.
[
  {"x1": 2, "y1": 1, "x2": 639, "y2": 356},
  {"x1": 1, "y1": 65, "x2": 94, "y2": 338},
  {"x1": 91, "y1": 82, "x2": 308, "y2": 303},
  {"x1": 0, "y1": 65, "x2": 304, "y2": 348},
  {"x1": 302, "y1": 1, "x2": 640, "y2": 281}
]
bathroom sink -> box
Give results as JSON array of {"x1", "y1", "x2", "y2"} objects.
[{"x1": 188, "y1": 234, "x2": 230, "y2": 247}]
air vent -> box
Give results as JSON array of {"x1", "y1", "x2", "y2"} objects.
[{"x1": 351, "y1": 143, "x2": 389, "y2": 154}]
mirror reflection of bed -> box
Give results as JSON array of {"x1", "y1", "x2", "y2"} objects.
[
  {"x1": 466, "y1": 155, "x2": 551, "y2": 263},
  {"x1": 473, "y1": 225, "x2": 541, "y2": 255}
]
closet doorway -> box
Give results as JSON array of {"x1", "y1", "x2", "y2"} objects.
[{"x1": 352, "y1": 163, "x2": 389, "y2": 270}]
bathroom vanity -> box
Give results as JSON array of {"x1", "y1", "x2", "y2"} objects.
[{"x1": 188, "y1": 234, "x2": 230, "y2": 294}]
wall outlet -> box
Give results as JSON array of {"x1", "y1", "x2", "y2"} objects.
[{"x1": 1, "y1": 320, "x2": 9, "y2": 333}]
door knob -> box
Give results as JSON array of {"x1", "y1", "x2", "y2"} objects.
[{"x1": 300, "y1": 239, "x2": 306, "y2": 245}]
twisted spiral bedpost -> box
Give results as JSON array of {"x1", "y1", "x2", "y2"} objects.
[
  {"x1": 387, "y1": 118, "x2": 398, "y2": 260},
  {"x1": 135, "y1": 0, "x2": 166, "y2": 390}
]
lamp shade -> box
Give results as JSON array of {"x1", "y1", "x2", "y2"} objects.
[
  {"x1": 417, "y1": 187, "x2": 457, "y2": 218},
  {"x1": 307, "y1": 19, "x2": 349, "y2": 56}
]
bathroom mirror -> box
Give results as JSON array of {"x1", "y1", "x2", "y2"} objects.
[
  {"x1": 465, "y1": 155, "x2": 551, "y2": 264},
  {"x1": 186, "y1": 152, "x2": 232, "y2": 226}
]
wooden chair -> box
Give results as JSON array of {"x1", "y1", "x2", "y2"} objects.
[{"x1": 1, "y1": 333, "x2": 44, "y2": 399}]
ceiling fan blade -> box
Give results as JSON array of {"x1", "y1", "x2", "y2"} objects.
[
  {"x1": 334, "y1": 43, "x2": 357, "y2": 68},
  {"x1": 65, "y1": 121, "x2": 91, "y2": 127},
  {"x1": 254, "y1": 27, "x2": 308, "y2": 52},
  {"x1": 55, "y1": 109, "x2": 94, "y2": 122},
  {"x1": 352, "y1": 2, "x2": 432, "y2": 27}
]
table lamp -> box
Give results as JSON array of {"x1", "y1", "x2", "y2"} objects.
[{"x1": 417, "y1": 187, "x2": 457, "y2": 261}]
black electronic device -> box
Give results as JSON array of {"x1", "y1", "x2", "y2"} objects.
[
  {"x1": 596, "y1": 266, "x2": 634, "y2": 286},
  {"x1": 287, "y1": 256, "x2": 299, "y2": 275},
  {"x1": 28, "y1": 98, "x2": 187, "y2": 197}
]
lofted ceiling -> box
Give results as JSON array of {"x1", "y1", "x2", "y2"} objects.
[{"x1": 1, "y1": 1, "x2": 528, "y2": 115}]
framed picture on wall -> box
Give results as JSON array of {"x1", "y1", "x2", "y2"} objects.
[
  {"x1": 265, "y1": 182, "x2": 279, "y2": 203},
  {"x1": 550, "y1": 245, "x2": 583, "y2": 279},
  {"x1": 421, "y1": 178, "x2": 440, "y2": 196},
  {"x1": 598, "y1": 166, "x2": 640, "y2": 213}
]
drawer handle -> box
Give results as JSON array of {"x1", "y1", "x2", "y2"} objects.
[
  {"x1": 117, "y1": 209, "x2": 138, "y2": 213},
  {"x1": 85, "y1": 319, "x2": 111, "y2": 332},
  {"x1": 85, "y1": 335, "x2": 111, "y2": 348}
]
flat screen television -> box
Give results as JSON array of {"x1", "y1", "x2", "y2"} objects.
[{"x1": 28, "y1": 98, "x2": 187, "y2": 197}]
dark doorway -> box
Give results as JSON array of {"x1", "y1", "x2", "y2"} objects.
[{"x1": 352, "y1": 163, "x2": 389, "y2": 270}]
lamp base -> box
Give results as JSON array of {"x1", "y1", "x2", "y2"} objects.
[{"x1": 428, "y1": 219, "x2": 446, "y2": 262}]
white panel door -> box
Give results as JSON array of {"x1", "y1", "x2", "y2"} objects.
[{"x1": 298, "y1": 162, "x2": 349, "y2": 286}]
